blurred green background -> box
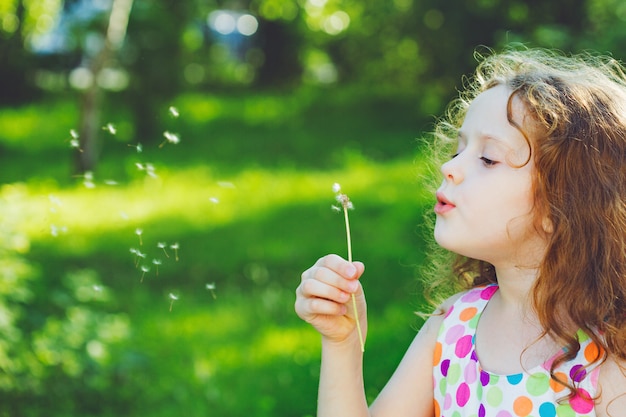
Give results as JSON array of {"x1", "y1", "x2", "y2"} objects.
[{"x1": 1, "y1": 0, "x2": 625, "y2": 416}]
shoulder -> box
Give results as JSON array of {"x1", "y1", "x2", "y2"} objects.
[{"x1": 595, "y1": 355, "x2": 626, "y2": 417}]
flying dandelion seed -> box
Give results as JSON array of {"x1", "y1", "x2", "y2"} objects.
[
  {"x1": 206, "y1": 283, "x2": 217, "y2": 299},
  {"x1": 120, "y1": 211, "x2": 129, "y2": 220},
  {"x1": 145, "y1": 163, "x2": 157, "y2": 178},
  {"x1": 170, "y1": 242, "x2": 180, "y2": 261},
  {"x1": 140, "y1": 265, "x2": 150, "y2": 282},
  {"x1": 157, "y1": 242, "x2": 169, "y2": 258},
  {"x1": 104, "y1": 179, "x2": 118, "y2": 186},
  {"x1": 93, "y1": 285, "x2": 103, "y2": 292},
  {"x1": 332, "y1": 183, "x2": 364, "y2": 352},
  {"x1": 209, "y1": 197, "x2": 219, "y2": 204},
  {"x1": 50, "y1": 224, "x2": 68, "y2": 237},
  {"x1": 168, "y1": 293, "x2": 179, "y2": 311},
  {"x1": 103, "y1": 123, "x2": 117, "y2": 135},
  {"x1": 152, "y1": 259, "x2": 162, "y2": 276},
  {"x1": 128, "y1": 143, "x2": 143, "y2": 153},
  {"x1": 135, "y1": 228, "x2": 143, "y2": 245},
  {"x1": 82, "y1": 171, "x2": 95, "y2": 189},
  {"x1": 159, "y1": 131, "x2": 180, "y2": 148},
  {"x1": 168, "y1": 106, "x2": 180, "y2": 118},
  {"x1": 217, "y1": 181, "x2": 236, "y2": 188},
  {"x1": 68, "y1": 129, "x2": 81, "y2": 151}
]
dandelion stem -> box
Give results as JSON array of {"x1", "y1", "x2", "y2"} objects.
[{"x1": 342, "y1": 204, "x2": 365, "y2": 353}]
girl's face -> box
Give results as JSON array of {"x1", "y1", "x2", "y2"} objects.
[{"x1": 434, "y1": 85, "x2": 546, "y2": 267}]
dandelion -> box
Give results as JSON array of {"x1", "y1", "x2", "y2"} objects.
[
  {"x1": 170, "y1": 242, "x2": 180, "y2": 261},
  {"x1": 152, "y1": 259, "x2": 162, "y2": 276},
  {"x1": 135, "y1": 228, "x2": 143, "y2": 245},
  {"x1": 168, "y1": 293, "x2": 179, "y2": 311},
  {"x1": 103, "y1": 123, "x2": 117, "y2": 135},
  {"x1": 206, "y1": 283, "x2": 217, "y2": 299},
  {"x1": 104, "y1": 179, "x2": 118, "y2": 186},
  {"x1": 209, "y1": 197, "x2": 219, "y2": 204},
  {"x1": 168, "y1": 106, "x2": 180, "y2": 118},
  {"x1": 140, "y1": 265, "x2": 150, "y2": 283},
  {"x1": 159, "y1": 131, "x2": 180, "y2": 148},
  {"x1": 157, "y1": 242, "x2": 169, "y2": 258},
  {"x1": 332, "y1": 183, "x2": 364, "y2": 352}
]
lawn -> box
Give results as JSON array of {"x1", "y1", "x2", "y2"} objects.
[{"x1": 0, "y1": 86, "x2": 440, "y2": 416}]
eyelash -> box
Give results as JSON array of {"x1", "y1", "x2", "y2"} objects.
[
  {"x1": 480, "y1": 156, "x2": 498, "y2": 166},
  {"x1": 450, "y1": 153, "x2": 498, "y2": 167}
]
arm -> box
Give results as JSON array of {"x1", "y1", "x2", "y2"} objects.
[
  {"x1": 295, "y1": 254, "x2": 369, "y2": 417},
  {"x1": 369, "y1": 295, "x2": 459, "y2": 417},
  {"x1": 295, "y1": 254, "x2": 455, "y2": 417}
]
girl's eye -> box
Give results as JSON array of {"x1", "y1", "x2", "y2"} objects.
[
  {"x1": 451, "y1": 153, "x2": 459, "y2": 159},
  {"x1": 480, "y1": 156, "x2": 498, "y2": 166}
]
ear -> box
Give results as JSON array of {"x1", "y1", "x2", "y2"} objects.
[{"x1": 541, "y1": 216, "x2": 553, "y2": 234}]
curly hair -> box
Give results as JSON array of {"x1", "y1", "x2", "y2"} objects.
[{"x1": 423, "y1": 47, "x2": 626, "y2": 398}]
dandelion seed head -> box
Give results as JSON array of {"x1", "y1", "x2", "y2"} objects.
[
  {"x1": 332, "y1": 182, "x2": 341, "y2": 193},
  {"x1": 168, "y1": 106, "x2": 180, "y2": 118}
]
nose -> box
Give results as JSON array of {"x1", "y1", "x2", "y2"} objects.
[{"x1": 440, "y1": 156, "x2": 464, "y2": 184}]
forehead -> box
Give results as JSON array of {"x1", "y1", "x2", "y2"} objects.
[{"x1": 459, "y1": 85, "x2": 530, "y2": 149}]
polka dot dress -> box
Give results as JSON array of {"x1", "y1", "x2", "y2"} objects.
[{"x1": 432, "y1": 285, "x2": 601, "y2": 417}]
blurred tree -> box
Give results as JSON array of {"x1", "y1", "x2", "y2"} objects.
[{"x1": 75, "y1": 0, "x2": 133, "y2": 173}]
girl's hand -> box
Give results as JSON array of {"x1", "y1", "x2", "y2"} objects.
[{"x1": 295, "y1": 254, "x2": 366, "y2": 346}]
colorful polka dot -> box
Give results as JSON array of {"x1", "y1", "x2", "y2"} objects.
[{"x1": 513, "y1": 396, "x2": 533, "y2": 416}]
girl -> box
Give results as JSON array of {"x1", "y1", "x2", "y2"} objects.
[{"x1": 294, "y1": 48, "x2": 626, "y2": 417}]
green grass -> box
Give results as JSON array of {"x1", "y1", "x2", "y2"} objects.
[{"x1": 0, "y1": 87, "x2": 437, "y2": 417}]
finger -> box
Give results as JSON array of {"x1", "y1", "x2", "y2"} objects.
[
  {"x1": 317, "y1": 254, "x2": 360, "y2": 279},
  {"x1": 298, "y1": 277, "x2": 352, "y2": 304},
  {"x1": 295, "y1": 295, "x2": 347, "y2": 319}
]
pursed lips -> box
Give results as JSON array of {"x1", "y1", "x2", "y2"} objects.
[{"x1": 434, "y1": 191, "x2": 456, "y2": 215}]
